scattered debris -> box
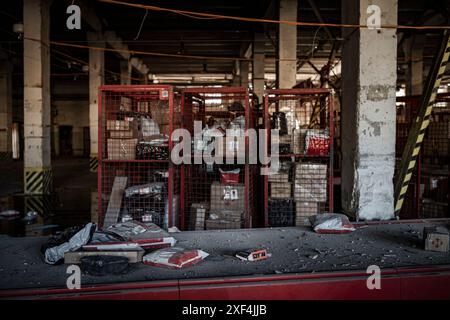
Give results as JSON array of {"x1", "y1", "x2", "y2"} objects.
[
  {"x1": 64, "y1": 247, "x2": 145, "y2": 264},
  {"x1": 80, "y1": 255, "x2": 130, "y2": 276},
  {"x1": 0, "y1": 210, "x2": 20, "y2": 218},
  {"x1": 310, "y1": 213, "x2": 356, "y2": 234},
  {"x1": 44, "y1": 223, "x2": 96, "y2": 265},
  {"x1": 143, "y1": 247, "x2": 209, "y2": 269},
  {"x1": 423, "y1": 226, "x2": 449, "y2": 252},
  {"x1": 235, "y1": 249, "x2": 269, "y2": 262},
  {"x1": 168, "y1": 226, "x2": 181, "y2": 233}
]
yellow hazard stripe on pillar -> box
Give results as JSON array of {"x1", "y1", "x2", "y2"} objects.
[
  {"x1": 24, "y1": 167, "x2": 52, "y2": 195},
  {"x1": 394, "y1": 31, "x2": 450, "y2": 215},
  {"x1": 90, "y1": 154, "x2": 98, "y2": 172}
]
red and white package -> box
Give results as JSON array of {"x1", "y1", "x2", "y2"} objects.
[
  {"x1": 311, "y1": 213, "x2": 355, "y2": 234},
  {"x1": 305, "y1": 130, "x2": 330, "y2": 156},
  {"x1": 143, "y1": 247, "x2": 209, "y2": 269},
  {"x1": 83, "y1": 221, "x2": 176, "y2": 251}
]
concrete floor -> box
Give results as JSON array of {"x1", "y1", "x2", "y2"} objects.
[
  {"x1": 0, "y1": 221, "x2": 449, "y2": 290},
  {"x1": 0, "y1": 158, "x2": 96, "y2": 236}
]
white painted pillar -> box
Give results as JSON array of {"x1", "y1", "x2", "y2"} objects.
[
  {"x1": 120, "y1": 60, "x2": 131, "y2": 85},
  {"x1": 240, "y1": 60, "x2": 250, "y2": 89},
  {"x1": 23, "y1": 0, "x2": 52, "y2": 194},
  {"x1": 88, "y1": 32, "x2": 104, "y2": 172},
  {"x1": 253, "y1": 33, "x2": 265, "y2": 102},
  {"x1": 278, "y1": 0, "x2": 297, "y2": 89},
  {"x1": 341, "y1": 0, "x2": 397, "y2": 220},
  {"x1": 0, "y1": 60, "x2": 12, "y2": 160}
]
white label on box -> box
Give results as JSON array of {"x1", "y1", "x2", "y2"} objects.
[{"x1": 223, "y1": 187, "x2": 238, "y2": 200}]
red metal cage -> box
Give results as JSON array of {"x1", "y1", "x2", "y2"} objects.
[
  {"x1": 98, "y1": 85, "x2": 181, "y2": 229},
  {"x1": 263, "y1": 88, "x2": 334, "y2": 227},
  {"x1": 179, "y1": 87, "x2": 258, "y2": 230}
]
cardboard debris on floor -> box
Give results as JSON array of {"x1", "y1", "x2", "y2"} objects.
[
  {"x1": 424, "y1": 226, "x2": 449, "y2": 252},
  {"x1": 64, "y1": 247, "x2": 145, "y2": 264},
  {"x1": 83, "y1": 221, "x2": 176, "y2": 251},
  {"x1": 310, "y1": 213, "x2": 355, "y2": 234},
  {"x1": 143, "y1": 247, "x2": 209, "y2": 269},
  {"x1": 235, "y1": 248, "x2": 269, "y2": 262}
]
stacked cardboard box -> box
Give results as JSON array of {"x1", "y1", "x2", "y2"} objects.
[
  {"x1": 294, "y1": 163, "x2": 327, "y2": 202},
  {"x1": 270, "y1": 182, "x2": 292, "y2": 198},
  {"x1": 190, "y1": 203, "x2": 208, "y2": 230},
  {"x1": 268, "y1": 172, "x2": 289, "y2": 183},
  {"x1": 295, "y1": 202, "x2": 319, "y2": 226},
  {"x1": 206, "y1": 182, "x2": 244, "y2": 229},
  {"x1": 210, "y1": 182, "x2": 245, "y2": 211},
  {"x1": 107, "y1": 119, "x2": 139, "y2": 160},
  {"x1": 292, "y1": 129, "x2": 307, "y2": 154}
]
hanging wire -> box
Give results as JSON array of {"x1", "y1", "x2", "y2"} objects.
[{"x1": 134, "y1": 9, "x2": 148, "y2": 40}]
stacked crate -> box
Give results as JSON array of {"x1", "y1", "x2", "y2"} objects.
[
  {"x1": 263, "y1": 89, "x2": 334, "y2": 227},
  {"x1": 98, "y1": 85, "x2": 181, "y2": 229},
  {"x1": 180, "y1": 87, "x2": 257, "y2": 230},
  {"x1": 293, "y1": 163, "x2": 328, "y2": 226}
]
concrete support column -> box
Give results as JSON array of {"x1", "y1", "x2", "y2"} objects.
[
  {"x1": 278, "y1": 0, "x2": 297, "y2": 89},
  {"x1": 88, "y1": 32, "x2": 104, "y2": 172},
  {"x1": 341, "y1": 0, "x2": 397, "y2": 220},
  {"x1": 120, "y1": 60, "x2": 131, "y2": 85},
  {"x1": 240, "y1": 60, "x2": 250, "y2": 89},
  {"x1": 0, "y1": 60, "x2": 12, "y2": 160},
  {"x1": 23, "y1": 0, "x2": 52, "y2": 194},
  {"x1": 253, "y1": 33, "x2": 265, "y2": 103},
  {"x1": 403, "y1": 34, "x2": 425, "y2": 95}
]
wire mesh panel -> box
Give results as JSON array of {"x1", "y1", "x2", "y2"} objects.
[
  {"x1": 395, "y1": 95, "x2": 449, "y2": 219},
  {"x1": 263, "y1": 89, "x2": 334, "y2": 228},
  {"x1": 98, "y1": 85, "x2": 180, "y2": 229},
  {"x1": 179, "y1": 87, "x2": 257, "y2": 230}
]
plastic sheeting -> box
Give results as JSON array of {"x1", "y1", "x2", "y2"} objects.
[{"x1": 44, "y1": 223, "x2": 96, "y2": 265}]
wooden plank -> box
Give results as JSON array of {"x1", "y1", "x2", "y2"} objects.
[{"x1": 103, "y1": 176, "x2": 128, "y2": 228}]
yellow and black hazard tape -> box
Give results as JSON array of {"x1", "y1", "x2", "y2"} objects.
[
  {"x1": 90, "y1": 154, "x2": 98, "y2": 172},
  {"x1": 24, "y1": 195, "x2": 53, "y2": 215},
  {"x1": 24, "y1": 167, "x2": 52, "y2": 195},
  {"x1": 308, "y1": 97, "x2": 325, "y2": 129},
  {"x1": 394, "y1": 31, "x2": 450, "y2": 215}
]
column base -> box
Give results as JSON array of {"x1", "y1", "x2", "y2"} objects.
[
  {"x1": 24, "y1": 167, "x2": 52, "y2": 195},
  {"x1": 90, "y1": 154, "x2": 98, "y2": 172}
]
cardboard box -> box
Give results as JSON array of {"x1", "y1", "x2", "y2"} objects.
[
  {"x1": 294, "y1": 163, "x2": 327, "y2": 202},
  {"x1": 424, "y1": 226, "x2": 449, "y2": 252},
  {"x1": 107, "y1": 138, "x2": 138, "y2": 160},
  {"x1": 210, "y1": 209, "x2": 242, "y2": 222},
  {"x1": 294, "y1": 179, "x2": 327, "y2": 202},
  {"x1": 295, "y1": 201, "x2": 319, "y2": 216},
  {"x1": 295, "y1": 163, "x2": 328, "y2": 179},
  {"x1": 151, "y1": 103, "x2": 169, "y2": 125},
  {"x1": 210, "y1": 182, "x2": 245, "y2": 211},
  {"x1": 268, "y1": 172, "x2": 290, "y2": 183},
  {"x1": 190, "y1": 203, "x2": 209, "y2": 230},
  {"x1": 120, "y1": 96, "x2": 132, "y2": 111},
  {"x1": 270, "y1": 182, "x2": 292, "y2": 198},
  {"x1": 295, "y1": 216, "x2": 312, "y2": 226},
  {"x1": 292, "y1": 129, "x2": 307, "y2": 154},
  {"x1": 107, "y1": 120, "x2": 132, "y2": 131}
]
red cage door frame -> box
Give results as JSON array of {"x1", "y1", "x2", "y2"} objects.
[{"x1": 263, "y1": 88, "x2": 334, "y2": 227}]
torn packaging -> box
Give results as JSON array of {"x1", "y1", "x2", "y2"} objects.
[
  {"x1": 143, "y1": 247, "x2": 209, "y2": 269},
  {"x1": 44, "y1": 223, "x2": 96, "y2": 265},
  {"x1": 83, "y1": 221, "x2": 176, "y2": 251}
]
